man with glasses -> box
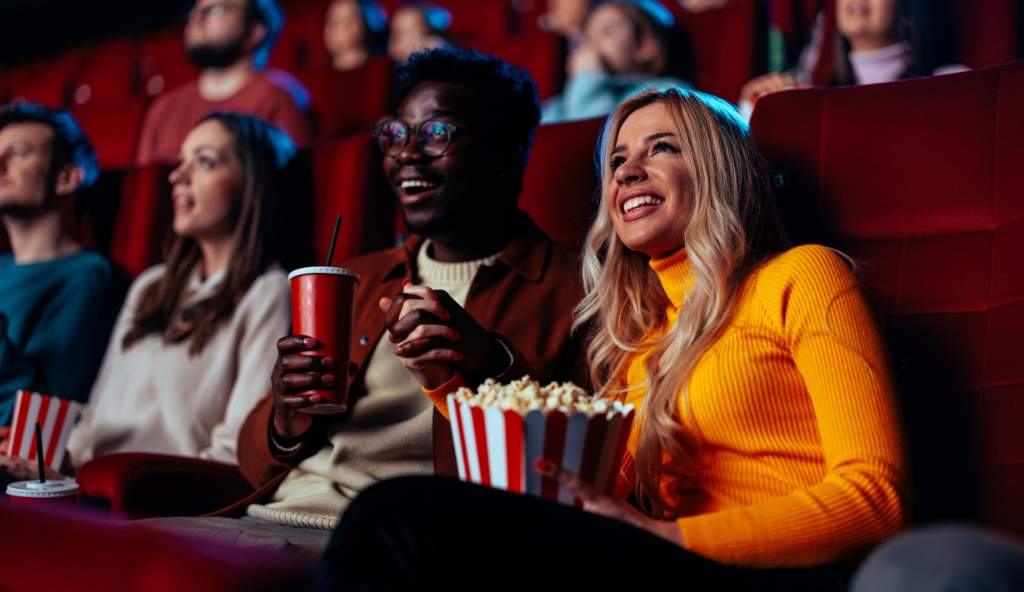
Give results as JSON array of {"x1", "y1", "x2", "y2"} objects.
[
  {"x1": 141, "y1": 48, "x2": 587, "y2": 556},
  {"x1": 135, "y1": 0, "x2": 311, "y2": 165}
]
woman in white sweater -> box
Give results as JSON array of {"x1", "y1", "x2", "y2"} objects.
[{"x1": 0, "y1": 112, "x2": 297, "y2": 479}]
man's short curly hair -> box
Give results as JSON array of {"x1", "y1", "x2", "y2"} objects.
[{"x1": 395, "y1": 47, "x2": 541, "y2": 185}]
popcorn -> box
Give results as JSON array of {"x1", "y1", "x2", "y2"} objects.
[
  {"x1": 445, "y1": 376, "x2": 636, "y2": 505},
  {"x1": 451, "y1": 376, "x2": 625, "y2": 416}
]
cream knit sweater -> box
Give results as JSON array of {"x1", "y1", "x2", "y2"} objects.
[
  {"x1": 246, "y1": 242, "x2": 497, "y2": 530},
  {"x1": 67, "y1": 263, "x2": 290, "y2": 468}
]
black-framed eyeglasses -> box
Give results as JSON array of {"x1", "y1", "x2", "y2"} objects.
[{"x1": 372, "y1": 119, "x2": 459, "y2": 158}]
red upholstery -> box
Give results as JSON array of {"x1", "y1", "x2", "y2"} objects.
[
  {"x1": 271, "y1": 0, "x2": 331, "y2": 71},
  {"x1": 311, "y1": 132, "x2": 395, "y2": 263},
  {"x1": 3, "y1": 52, "x2": 83, "y2": 107},
  {"x1": 0, "y1": 502, "x2": 313, "y2": 592},
  {"x1": 71, "y1": 97, "x2": 149, "y2": 170},
  {"x1": 751, "y1": 60, "x2": 1024, "y2": 539},
  {"x1": 674, "y1": 0, "x2": 765, "y2": 102},
  {"x1": 519, "y1": 117, "x2": 604, "y2": 250},
  {"x1": 300, "y1": 57, "x2": 393, "y2": 140},
  {"x1": 111, "y1": 164, "x2": 174, "y2": 277},
  {"x1": 473, "y1": 31, "x2": 566, "y2": 100},
  {"x1": 77, "y1": 453, "x2": 254, "y2": 518},
  {"x1": 951, "y1": 0, "x2": 1019, "y2": 68},
  {"x1": 139, "y1": 26, "x2": 197, "y2": 98},
  {"x1": 69, "y1": 39, "x2": 141, "y2": 105}
]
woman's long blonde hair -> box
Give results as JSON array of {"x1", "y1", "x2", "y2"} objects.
[{"x1": 573, "y1": 87, "x2": 788, "y2": 517}]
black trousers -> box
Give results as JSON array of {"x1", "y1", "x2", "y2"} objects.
[{"x1": 318, "y1": 475, "x2": 852, "y2": 592}]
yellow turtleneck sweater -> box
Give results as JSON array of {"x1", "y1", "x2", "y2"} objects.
[
  {"x1": 425, "y1": 244, "x2": 907, "y2": 568},
  {"x1": 622, "y1": 244, "x2": 907, "y2": 567}
]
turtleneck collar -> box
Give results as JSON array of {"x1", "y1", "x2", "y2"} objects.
[
  {"x1": 849, "y1": 41, "x2": 912, "y2": 85},
  {"x1": 648, "y1": 247, "x2": 694, "y2": 311}
]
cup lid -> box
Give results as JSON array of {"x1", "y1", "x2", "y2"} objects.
[
  {"x1": 6, "y1": 479, "x2": 80, "y2": 498},
  {"x1": 288, "y1": 266, "x2": 360, "y2": 281}
]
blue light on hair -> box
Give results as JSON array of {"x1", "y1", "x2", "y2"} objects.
[
  {"x1": 248, "y1": 0, "x2": 285, "y2": 69},
  {"x1": 0, "y1": 101, "x2": 100, "y2": 189}
]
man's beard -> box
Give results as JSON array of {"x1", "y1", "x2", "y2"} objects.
[
  {"x1": 186, "y1": 40, "x2": 245, "y2": 69},
  {"x1": 0, "y1": 203, "x2": 45, "y2": 220}
]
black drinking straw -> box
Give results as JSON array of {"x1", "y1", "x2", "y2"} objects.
[
  {"x1": 325, "y1": 214, "x2": 343, "y2": 266},
  {"x1": 34, "y1": 422, "x2": 46, "y2": 483}
]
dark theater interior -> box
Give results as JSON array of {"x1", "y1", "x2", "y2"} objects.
[{"x1": 1, "y1": 1, "x2": 1022, "y2": 590}]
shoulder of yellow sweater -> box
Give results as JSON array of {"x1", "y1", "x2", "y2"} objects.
[
  {"x1": 758, "y1": 244, "x2": 852, "y2": 281},
  {"x1": 748, "y1": 244, "x2": 857, "y2": 314}
]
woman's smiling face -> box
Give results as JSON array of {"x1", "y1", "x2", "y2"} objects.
[{"x1": 607, "y1": 101, "x2": 694, "y2": 259}]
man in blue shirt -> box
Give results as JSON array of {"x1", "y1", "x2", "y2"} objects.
[{"x1": 0, "y1": 103, "x2": 120, "y2": 430}]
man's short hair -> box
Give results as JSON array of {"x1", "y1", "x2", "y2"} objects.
[
  {"x1": 0, "y1": 102, "x2": 100, "y2": 189},
  {"x1": 395, "y1": 47, "x2": 541, "y2": 182},
  {"x1": 246, "y1": 0, "x2": 284, "y2": 68}
]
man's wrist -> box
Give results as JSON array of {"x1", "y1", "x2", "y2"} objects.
[{"x1": 488, "y1": 333, "x2": 516, "y2": 377}]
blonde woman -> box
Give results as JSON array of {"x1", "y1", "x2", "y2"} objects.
[{"x1": 316, "y1": 88, "x2": 908, "y2": 591}]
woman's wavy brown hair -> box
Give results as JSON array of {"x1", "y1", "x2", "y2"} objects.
[{"x1": 122, "y1": 111, "x2": 295, "y2": 356}]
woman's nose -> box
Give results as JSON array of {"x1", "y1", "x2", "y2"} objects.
[{"x1": 613, "y1": 156, "x2": 646, "y2": 185}]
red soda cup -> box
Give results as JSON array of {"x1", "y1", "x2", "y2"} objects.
[{"x1": 288, "y1": 266, "x2": 360, "y2": 414}]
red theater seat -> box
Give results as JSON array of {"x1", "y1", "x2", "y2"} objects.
[
  {"x1": 139, "y1": 26, "x2": 197, "y2": 98},
  {"x1": 3, "y1": 52, "x2": 84, "y2": 107},
  {"x1": 0, "y1": 502, "x2": 313, "y2": 592},
  {"x1": 473, "y1": 31, "x2": 566, "y2": 100},
  {"x1": 952, "y1": 0, "x2": 1019, "y2": 68},
  {"x1": 77, "y1": 453, "x2": 254, "y2": 519},
  {"x1": 311, "y1": 132, "x2": 395, "y2": 262},
  {"x1": 111, "y1": 164, "x2": 174, "y2": 277},
  {"x1": 675, "y1": 0, "x2": 765, "y2": 102},
  {"x1": 519, "y1": 117, "x2": 604, "y2": 250},
  {"x1": 751, "y1": 59, "x2": 1024, "y2": 539},
  {"x1": 71, "y1": 97, "x2": 149, "y2": 170},
  {"x1": 69, "y1": 39, "x2": 141, "y2": 105},
  {"x1": 301, "y1": 58, "x2": 393, "y2": 140}
]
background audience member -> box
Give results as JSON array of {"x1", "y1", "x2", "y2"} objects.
[
  {"x1": 542, "y1": 0, "x2": 690, "y2": 123},
  {"x1": 0, "y1": 103, "x2": 119, "y2": 429},
  {"x1": 35, "y1": 113, "x2": 294, "y2": 477},
  {"x1": 136, "y1": 0, "x2": 311, "y2": 165},
  {"x1": 323, "y1": 0, "x2": 388, "y2": 72},
  {"x1": 538, "y1": 0, "x2": 594, "y2": 43},
  {"x1": 387, "y1": 2, "x2": 451, "y2": 63},
  {"x1": 739, "y1": 0, "x2": 966, "y2": 116}
]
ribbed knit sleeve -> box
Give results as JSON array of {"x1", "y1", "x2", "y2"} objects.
[{"x1": 675, "y1": 245, "x2": 908, "y2": 566}]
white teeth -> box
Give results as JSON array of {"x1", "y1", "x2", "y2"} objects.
[
  {"x1": 622, "y1": 195, "x2": 663, "y2": 213},
  {"x1": 400, "y1": 179, "x2": 438, "y2": 190}
]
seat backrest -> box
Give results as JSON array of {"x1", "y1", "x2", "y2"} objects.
[
  {"x1": 71, "y1": 96, "x2": 149, "y2": 171},
  {"x1": 519, "y1": 117, "x2": 605, "y2": 251},
  {"x1": 674, "y1": 0, "x2": 765, "y2": 102},
  {"x1": 312, "y1": 132, "x2": 395, "y2": 264},
  {"x1": 302, "y1": 57, "x2": 394, "y2": 140},
  {"x1": 0, "y1": 502, "x2": 313, "y2": 592},
  {"x1": 112, "y1": 164, "x2": 174, "y2": 277},
  {"x1": 751, "y1": 60, "x2": 1024, "y2": 538}
]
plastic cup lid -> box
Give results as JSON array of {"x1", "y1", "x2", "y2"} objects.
[
  {"x1": 6, "y1": 479, "x2": 80, "y2": 498},
  {"x1": 288, "y1": 266, "x2": 360, "y2": 281}
]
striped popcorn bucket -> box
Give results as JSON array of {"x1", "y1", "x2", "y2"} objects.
[
  {"x1": 446, "y1": 394, "x2": 635, "y2": 505},
  {"x1": 5, "y1": 390, "x2": 83, "y2": 471}
]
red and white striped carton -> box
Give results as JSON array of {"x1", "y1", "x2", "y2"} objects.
[
  {"x1": 5, "y1": 390, "x2": 83, "y2": 471},
  {"x1": 446, "y1": 394, "x2": 635, "y2": 505}
]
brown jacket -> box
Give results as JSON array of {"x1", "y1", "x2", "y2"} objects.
[{"x1": 216, "y1": 215, "x2": 588, "y2": 516}]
